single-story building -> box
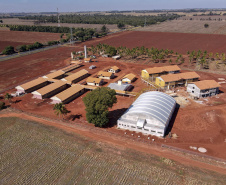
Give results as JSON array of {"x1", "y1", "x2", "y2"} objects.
[
  {"x1": 61, "y1": 69, "x2": 89, "y2": 84},
  {"x1": 16, "y1": 77, "x2": 49, "y2": 94},
  {"x1": 141, "y1": 65, "x2": 181, "y2": 81},
  {"x1": 97, "y1": 71, "x2": 114, "y2": 80},
  {"x1": 108, "y1": 66, "x2": 120, "y2": 73},
  {"x1": 108, "y1": 81, "x2": 133, "y2": 91},
  {"x1": 156, "y1": 72, "x2": 200, "y2": 89},
  {"x1": 84, "y1": 58, "x2": 92, "y2": 63},
  {"x1": 117, "y1": 91, "x2": 176, "y2": 137},
  {"x1": 86, "y1": 77, "x2": 104, "y2": 86},
  {"x1": 42, "y1": 70, "x2": 65, "y2": 80},
  {"x1": 60, "y1": 64, "x2": 81, "y2": 73},
  {"x1": 187, "y1": 80, "x2": 220, "y2": 98},
  {"x1": 121, "y1": 73, "x2": 136, "y2": 83},
  {"x1": 50, "y1": 84, "x2": 85, "y2": 104},
  {"x1": 32, "y1": 81, "x2": 67, "y2": 99}
]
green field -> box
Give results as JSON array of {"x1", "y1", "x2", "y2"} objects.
[{"x1": 0, "y1": 117, "x2": 225, "y2": 184}]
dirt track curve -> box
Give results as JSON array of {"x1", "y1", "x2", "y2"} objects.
[{"x1": 0, "y1": 112, "x2": 226, "y2": 175}]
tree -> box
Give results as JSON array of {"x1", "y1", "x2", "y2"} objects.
[
  {"x1": 83, "y1": 87, "x2": 117, "y2": 127},
  {"x1": 106, "y1": 46, "x2": 117, "y2": 57},
  {"x1": 101, "y1": 25, "x2": 108, "y2": 33},
  {"x1": 18, "y1": 45, "x2": 27, "y2": 52},
  {"x1": 53, "y1": 103, "x2": 69, "y2": 118},
  {"x1": 204, "y1": 23, "x2": 209, "y2": 28},
  {"x1": 0, "y1": 101, "x2": 5, "y2": 110},
  {"x1": 117, "y1": 22, "x2": 125, "y2": 29},
  {"x1": 4, "y1": 93, "x2": 12, "y2": 104},
  {"x1": 2, "y1": 46, "x2": 15, "y2": 55}
]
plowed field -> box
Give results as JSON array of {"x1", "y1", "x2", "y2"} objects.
[
  {"x1": 0, "y1": 30, "x2": 61, "y2": 52},
  {"x1": 97, "y1": 31, "x2": 226, "y2": 54}
]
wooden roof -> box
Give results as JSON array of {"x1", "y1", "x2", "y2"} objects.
[
  {"x1": 193, "y1": 80, "x2": 220, "y2": 90},
  {"x1": 98, "y1": 71, "x2": 113, "y2": 77},
  {"x1": 64, "y1": 69, "x2": 89, "y2": 82},
  {"x1": 19, "y1": 77, "x2": 47, "y2": 90},
  {"x1": 86, "y1": 77, "x2": 102, "y2": 83},
  {"x1": 145, "y1": 65, "x2": 181, "y2": 74},
  {"x1": 35, "y1": 81, "x2": 66, "y2": 95},
  {"x1": 122, "y1": 73, "x2": 136, "y2": 81},
  {"x1": 53, "y1": 84, "x2": 84, "y2": 102},
  {"x1": 44, "y1": 70, "x2": 64, "y2": 79},
  {"x1": 160, "y1": 72, "x2": 200, "y2": 82}
]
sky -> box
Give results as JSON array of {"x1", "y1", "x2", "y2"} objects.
[{"x1": 0, "y1": 0, "x2": 225, "y2": 13}]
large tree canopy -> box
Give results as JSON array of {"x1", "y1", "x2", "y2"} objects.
[{"x1": 83, "y1": 87, "x2": 117, "y2": 127}]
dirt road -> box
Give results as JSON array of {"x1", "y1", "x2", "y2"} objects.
[{"x1": 0, "y1": 111, "x2": 225, "y2": 175}]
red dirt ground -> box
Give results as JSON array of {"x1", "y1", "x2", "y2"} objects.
[
  {"x1": 0, "y1": 41, "x2": 32, "y2": 52},
  {"x1": 0, "y1": 32, "x2": 226, "y2": 162},
  {"x1": 94, "y1": 31, "x2": 226, "y2": 54},
  {"x1": 0, "y1": 30, "x2": 61, "y2": 52}
]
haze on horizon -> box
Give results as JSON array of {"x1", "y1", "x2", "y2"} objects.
[{"x1": 0, "y1": 0, "x2": 225, "y2": 13}]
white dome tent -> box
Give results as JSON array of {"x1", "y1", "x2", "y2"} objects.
[{"x1": 117, "y1": 91, "x2": 176, "y2": 137}]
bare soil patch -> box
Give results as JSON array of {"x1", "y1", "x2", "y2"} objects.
[{"x1": 96, "y1": 31, "x2": 226, "y2": 54}]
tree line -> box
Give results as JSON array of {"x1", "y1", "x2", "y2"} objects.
[{"x1": 19, "y1": 14, "x2": 181, "y2": 27}]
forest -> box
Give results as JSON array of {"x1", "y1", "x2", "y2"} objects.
[{"x1": 19, "y1": 14, "x2": 181, "y2": 27}]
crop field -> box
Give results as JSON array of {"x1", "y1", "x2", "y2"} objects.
[
  {"x1": 136, "y1": 19, "x2": 226, "y2": 35},
  {"x1": 0, "y1": 117, "x2": 225, "y2": 184},
  {"x1": 97, "y1": 31, "x2": 226, "y2": 54},
  {"x1": 0, "y1": 30, "x2": 61, "y2": 52}
]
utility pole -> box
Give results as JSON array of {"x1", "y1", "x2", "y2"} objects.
[
  {"x1": 57, "y1": 8, "x2": 60, "y2": 27},
  {"x1": 144, "y1": 17, "x2": 147, "y2": 27},
  {"x1": 70, "y1": 27, "x2": 73, "y2": 45}
]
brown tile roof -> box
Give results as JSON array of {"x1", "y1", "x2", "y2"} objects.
[
  {"x1": 122, "y1": 73, "x2": 136, "y2": 81},
  {"x1": 160, "y1": 72, "x2": 200, "y2": 82},
  {"x1": 19, "y1": 77, "x2": 47, "y2": 90},
  {"x1": 64, "y1": 69, "x2": 89, "y2": 83},
  {"x1": 35, "y1": 81, "x2": 66, "y2": 95},
  {"x1": 98, "y1": 71, "x2": 113, "y2": 77},
  {"x1": 45, "y1": 70, "x2": 65, "y2": 79},
  {"x1": 145, "y1": 65, "x2": 181, "y2": 74},
  {"x1": 194, "y1": 80, "x2": 220, "y2": 90},
  {"x1": 86, "y1": 77, "x2": 102, "y2": 84},
  {"x1": 111, "y1": 66, "x2": 119, "y2": 71},
  {"x1": 53, "y1": 84, "x2": 84, "y2": 102}
]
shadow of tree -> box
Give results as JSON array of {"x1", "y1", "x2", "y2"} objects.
[
  {"x1": 107, "y1": 108, "x2": 127, "y2": 128},
  {"x1": 67, "y1": 114, "x2": 82, "y2": 121}
]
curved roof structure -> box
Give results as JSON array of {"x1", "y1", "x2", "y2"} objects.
[{"x1": 124, "y1": 91, "x2": 176, "y2": 125}]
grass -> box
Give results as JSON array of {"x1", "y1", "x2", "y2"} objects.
[{"x1": 0, "y1": 117, "x2": 226, "y2": 184}]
